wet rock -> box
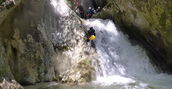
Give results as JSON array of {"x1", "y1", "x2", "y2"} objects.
[
  {"x1": 60, "y1": 59, "x2": 95, "y2": 84},
  {"x1": 0, "y1": 0, "x2": 98, "y2": 86},
  {"x1": 0, "y1": 0, "x2": 57, "y2": 84},
  {"x1": 95, "y1": 0, "x2": 172, "y2": 72},
  {"x1": 0, "y1": 79, "x2": 23, "y2": 89}
]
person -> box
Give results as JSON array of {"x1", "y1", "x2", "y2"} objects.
[
  {"x1": 96, "y1": 6, "x2": 101, "y2": 12},
  {"x1": 86, "y1": 7, "x2": 93, "y2": 19},
  {"x1": 86, "y1": 27, "x2": 96, "y2": 42},
  {"x1": 92, "y1": 8, "x2": 96, "y2": 14},
  {"x1": 75, "y1": 2, "x2": 85, "y2": 18},
  {"x1": 86, "y1": 7, "x2": 97, "y2": 19}
]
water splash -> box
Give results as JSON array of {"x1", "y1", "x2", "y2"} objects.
[
  {"x1": 94, "y1": 75, "x2": 136, "y2": 85},
  {"x1": 50, "y1": 0, "x2": 69, "y2": 16},
  {"x1": 48, "y1": 0, "x2": 172, "y2": 88},
  {"x1": 83, "y1": 19, "x2": 172, "y2": 89},
  {"x1": 85, "y1": 19, "x2": 156, "y2": 76}
]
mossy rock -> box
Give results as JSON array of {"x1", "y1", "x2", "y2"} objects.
[
  {"x1": 60, "y1": 59, "x2": 95, "y2": 84},
  {"x1": 95, "y1": 0, "x2": 172, "y2": 72}
]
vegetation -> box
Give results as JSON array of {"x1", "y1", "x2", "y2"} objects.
[{"x1": 0, "y1": 0, "x2": 5, "y2": 4}]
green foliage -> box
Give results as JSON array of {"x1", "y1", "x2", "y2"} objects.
[
  {"x1": 97, "y1": 0, "x2": 172, "y2": 46},
  {"x1": 0, "y1": 0, "x2": 5, "y2": 5}
]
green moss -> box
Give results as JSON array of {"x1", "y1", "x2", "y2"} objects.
[
  {"x1": 79, "y1": 59, "x2": 90, "y2": 66},
  {"x1": 78, "y1": 59, "x2": 95, "y2": 71},
  {"x1": 102, "y1": 0, "x2": 172, "y2": 44},
  {"x1": 77, "y1": 59, "x2": 94, "y2": 82},
  {"x1": 0, "y1": 0, "x2": 5, "y2": 4},
  {"x1": 95, "y1": 0, "x2": 172, "y2": 70}
]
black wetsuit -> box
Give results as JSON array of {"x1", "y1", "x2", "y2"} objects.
[
  {"x1": 78, "y1": 5, "x2": 85, "y2": 18},
  {"x1": 87, "y1": 27, "x2": 96, "y2": 42}
]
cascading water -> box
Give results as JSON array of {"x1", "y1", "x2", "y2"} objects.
[
  {"x1": 26, "y1": 0, "x2": 172, "y2": 89},
  {"x1": 85, "y1": 19, "x2": 155, "y2": 76},
  {"x1": 84, "y1": 19, "x2": 156, "y2": 77},
  {"x1": 84, "y1": 19, "x2": 172, "y2": 89}
]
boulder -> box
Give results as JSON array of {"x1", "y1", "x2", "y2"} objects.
[{"x1": 0, "y1": 0, "x2": 97, "y2": 86}]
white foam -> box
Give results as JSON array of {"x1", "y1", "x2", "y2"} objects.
[
  {"x1": 85, "y1": 19, "x2": 156, "y2": 77},
  {"x1": 50, "y1": 0, "x2": 69, "y2": 16},
  {"x1": 84, "y1": 19, "x2": 158, "y2": 87},
  {"x1": 94, "y1": 75, "x2": 136, "y2": 86}
]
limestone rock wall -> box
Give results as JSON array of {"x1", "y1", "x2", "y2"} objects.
[{"x1": 0, "y1": 0, "x2": 96, "y2": 86}]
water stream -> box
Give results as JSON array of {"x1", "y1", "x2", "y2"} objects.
[
  {"x1": 25, "y1": 18, "x2": 172, "y2": 89},
  {"x1": 25, "y1": 0, "x2": 172, "y2": 89},
  {"x1": 84, "y1": 19, "x2": 172, "y2": 89}
]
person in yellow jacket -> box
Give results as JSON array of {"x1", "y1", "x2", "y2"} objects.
[{"x1": 86, "y1": 27, "x2": 96, "y2": 42}]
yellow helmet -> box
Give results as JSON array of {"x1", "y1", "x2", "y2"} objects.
[{"x1": 89, "y1": 35, "x2": 96, "y2": 40}]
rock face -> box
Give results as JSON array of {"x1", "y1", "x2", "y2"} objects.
[
  {"x1": 60, "y1": 59, "x2": 95, "y2": 84},
  {"x1": 0, "y1": 79, "x2": 23, "y2": 89},
  {"x1": 94, "y1": 0, "x2": 172, "y2": 72},
  {"x1": 0, "y1": 0, "x2": 96, "y2": 86}
]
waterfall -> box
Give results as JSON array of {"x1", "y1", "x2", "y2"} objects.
[
  {"x1": 45, "y1": 0, "x2": 172, "y2": 89},
  {"x1": 84, "y1": 19, "x2": 156, "y2": 76},
  {"x1": 83, "y1": 19, "x2": 172, "y2": 89},
  {"x1": 50, "y1": 0, "x2": 69, "y2": 16}
]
